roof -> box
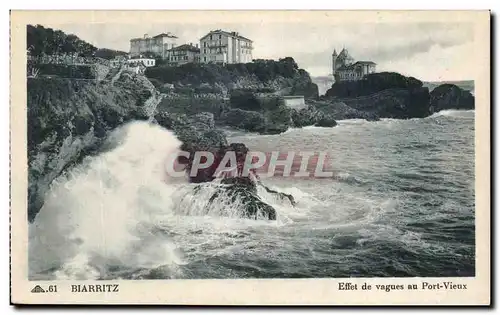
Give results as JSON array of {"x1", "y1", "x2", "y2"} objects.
[
  {"x1": 153, "y1": 32, "x2": 178, "y2": 39},
  {"x1": 128, "y1": 57, "x2": 155, "y2": 61},
  {"x1": 200, "y1": 30, "x2": 252, "y2": 42},
  {"x1": 130, "y1": 32, "x2": 178, "y2": 41},
  {"x1": 354, "y1": 61, "x2": 377, "y2": 65},
  {"x1": 168, "y1": 44, "x2": 200, "y2": 53}
]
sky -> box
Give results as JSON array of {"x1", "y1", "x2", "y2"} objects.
[{"x1": 43, "y1": 20, "x2": 475, "y2": 81}]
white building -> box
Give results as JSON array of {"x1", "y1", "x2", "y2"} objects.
[
  {"x1": 332, "y1": 48, "x2": 377, "y2": 81},
  {"x1": 126, "y1": 57, "x2": 156, "y2": 67},
  {"x1": 130, "y1": 33, "x2": 178, "y2": 59},
  {"x1": 199, "y1": 30, "x2": 253, "y2": 64}
]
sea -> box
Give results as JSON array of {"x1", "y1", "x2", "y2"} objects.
[{"x1": 28, "y1": 109, "x2": 475, "y2": 280}]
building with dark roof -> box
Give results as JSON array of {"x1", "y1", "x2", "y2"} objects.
[
  {"x1": 199, "y1": 30, "x2": 253, "y2": 64},
  {"x1": 166, "y1": 43, "x2": 201, "y2": 65},
  {"x1": 332, "y1": 48, "x2": 377, "y2": 81}
]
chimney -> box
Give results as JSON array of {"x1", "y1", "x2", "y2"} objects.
[{"x1": 195, "y1": 43, "x2": 199, "y2": 48}]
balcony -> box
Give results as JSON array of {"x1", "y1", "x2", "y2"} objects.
[{"x1": 205, "y1": 44, "x2": 227, "y2": 49}]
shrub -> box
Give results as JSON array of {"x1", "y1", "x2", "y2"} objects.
[
  {"x1": 145, "y1": 57, "x2": 304, "y2": 86},
  {"x1": 221, "y1": 108, "x2": 266, "y2": 132},
  {"x1": 148, "y1": 78, "x2": 163, "y2": 89},
  {"x1": 27, "y1": 24, "x2": 97, "y2": 57},
  {"x1": 230, "y1": 90, "x2": 261, "y2": 111},
  {"x1": 36, "y1": 64, "x2": 95, "y2": 79}
]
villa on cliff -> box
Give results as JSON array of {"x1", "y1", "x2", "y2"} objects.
[
  {"x1": 129, "y1": 30, "x2": 253, "y2": 66},
  {"x1": 332, "y1": 48, "x2": 377, "y2": 82},
  {"x1": 199, "y1": 30, "x2": 253, "y2": 64},
  {"x1": 130, "y1": 32, "x2": 178, "y2": 59}
]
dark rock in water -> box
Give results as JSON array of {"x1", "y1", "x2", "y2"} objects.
[
  {"x1": 340, "y1": 87, "x2": 431, "y2": 119},
  {"x1": 322, "y1": 87, "x2": 431, "y2": 119},
  {"x1": 291, "y1": 106, "x2": 319, "y2": 127},
  {"x1": 321, "y1": 72, "x2": 432, "y2": 119},
  {"x1": 220, "y1": 108, "x2": 267, "y2": 133},
  {"x1": 315, "y1": 115, "x2": 338, "y2": 127},
  {"x1": 294, "y1": 99, "x2": 380, "y2": 123},
  {"x1": 429, "y1": 84, "x2": 475, "y2": 113},
  {"x1": 264, "y1": 100, "x2": 293, "y2": 134},
  {"x1": 208, "y1": 177, "x2": 277, "y2": 220},
  {"x1": 179, "y1": 142, "x2": 294, "y2": 220},
  {"x1": 291, "y1": 105, "x2": 338, "y2": 128}
]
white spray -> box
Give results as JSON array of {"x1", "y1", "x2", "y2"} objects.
[{"x1": 29, "y1": 121, "x2": 187, "y2": 280}]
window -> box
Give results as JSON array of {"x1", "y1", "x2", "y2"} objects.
[
  {"x1": 219, "y1": 35, "x2": 222, "y2": 39},
  {"x1": 204, "y1": 49, "x2": 206, "y2": 54},
  {"x1": 210, "y1": 35, "x2": 212, "y2": 40},
  {"x1": 204, "y1": 56, "x2": 206, "y2": 62},
  {"x1": 204, "y1": 42, "x2": 207, "y2": 47},
  {"x1": 184, "y1": 56, "x2": 188, "y2": 60}
]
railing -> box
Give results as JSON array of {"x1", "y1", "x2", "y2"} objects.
[{"x1": 27, "y1": 54, "x2": 112, "y2": 67}]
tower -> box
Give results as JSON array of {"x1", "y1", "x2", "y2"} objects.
[{"x1": 332, "y1": 49, "x2": 338, "y2": 75}]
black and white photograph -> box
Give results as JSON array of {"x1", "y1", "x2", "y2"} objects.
[{"x1": 10, "y1": 9, "x2": 490, "y2": 305}]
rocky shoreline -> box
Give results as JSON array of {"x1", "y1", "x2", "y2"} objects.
[
  {"x1": 152, "y1": 71, "x2": 474, "y2": 135},
  {"x1": 27, "y1": 67, "x2": 475, "y2": 222}
]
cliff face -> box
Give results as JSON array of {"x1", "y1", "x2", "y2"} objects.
[
  {"x1": 335, "y1": 87, "x2": 431, "y2": 119},
  {"x1": 325, "y1": 72, "x2": 424, "y2": 98},
  {"x1": 27, "y1": 71, "x2": 158, "y2": 221}
]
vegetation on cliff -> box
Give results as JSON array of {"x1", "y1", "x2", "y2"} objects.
[
  {"x1": 27, "y1": 24, "x2": 97, "y2": 57},
  {"x1": 145, "y1": 57, "x2": 319, "y2": 99}
]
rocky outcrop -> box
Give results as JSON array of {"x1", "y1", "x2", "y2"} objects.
[
  {"x1": 27, "y1": 71, "x2": 154, "y2": 221},
  {"x1": 221, "y1": 109, "x2": 267, "y2": 133},
  {"x1": 430, "y1": 84, "x2": 475, "y2": 113},
  {"x1": 291, "y1": 105, "x2": 339, "y2": 128},
  {"x1": 314, "y1": 116, "x2": 338, "y2": 127},
  {"x1": 308, "y1": 100, "x2": 380, "y2": 121},
  {"x1": 338, "y1": 87, "x2": 431, "y2": 119},
  {"x1": 322, "y1": 72, "x2": 431, "y2": 119},
  {"x1": 326, "y1": 72, "x2": 424, "y2": 98},
  {"x1": 322, "y1": 72, "x2": 475, "y2": 120}
]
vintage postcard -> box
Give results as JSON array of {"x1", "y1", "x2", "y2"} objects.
[{"x1": 10, "y1": 10, "x2": 490, "y2": 305}]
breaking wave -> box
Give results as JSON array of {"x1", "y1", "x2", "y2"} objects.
[
  {"x1": 428, "y1": 109, "x2": 475, "y2": 119},
  {"x1": 28, "y1": 121, "x2": 302, "y2": 280},
  {"x1": 29, "y1": 121, "x2": 190, "y2": 280}
]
